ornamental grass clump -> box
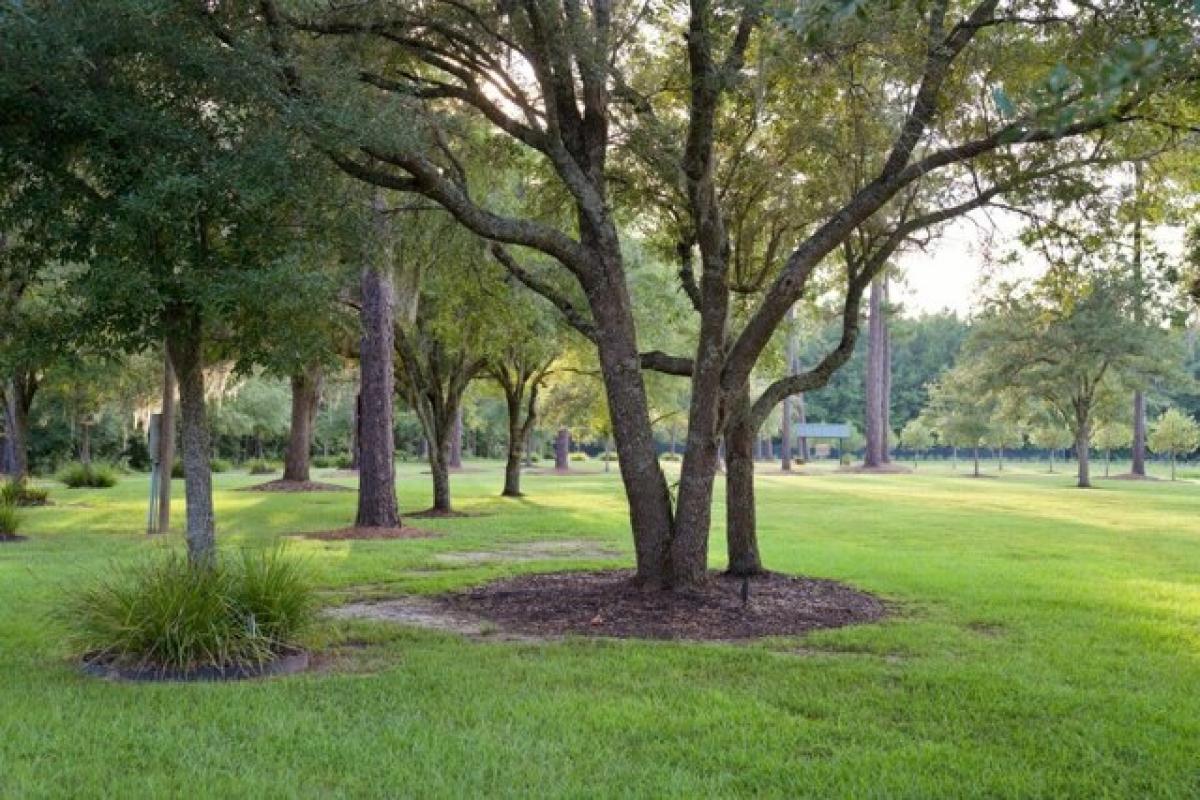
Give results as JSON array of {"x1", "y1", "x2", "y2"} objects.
[
  {"x1": 63, "y1": 549, "x2": 315, "y2": 672},
  {"x1": 0, "y1": 477, "x2": 48, "y2": 506},
  {"x1": 56, "y1": 462, "x2": 118, "y2": 488},
  {"x1": 0, "y1": 503, "x2": 21, "y2": 538}
]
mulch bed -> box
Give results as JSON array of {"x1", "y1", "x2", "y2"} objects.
[
  {"x1": 243, "y1": 480, "x2": 351, "y2": 493},
  {"x1": 439, "y1": 569, "x2": 887, "y2": 641},
  {"x1": 300, "y1": 526, "x2": 438, "y2": 542},
  {"x1": 406, "y1": 508, "x2": 474, "y2": 519},
  {"x1": 837, "y1": 464, "x2": 914, "y2": 474}
]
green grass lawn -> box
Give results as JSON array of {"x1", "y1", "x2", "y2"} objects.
[{"x1": 2, "y1": 460, "x2": 1199, "y2": 797}]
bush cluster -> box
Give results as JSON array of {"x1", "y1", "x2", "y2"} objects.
[
  {"x1": 660, "y1": 453, "x2": 681, "y2": 462},
  {"x1": 569, "y1": 451, "x2": 589, "y2": 462},
  {"x1": 1, "y1": 477, "x2": 49, "y2": 507},
  {"x1": 245, "y1": 459, "x2": 279, "y2": 475},
  {"x1": 62, "y1": 549, "x2": 315, "y2": 671},
  {"x1": 57, "y1": 462, "x2": 119, "y2": 489}
]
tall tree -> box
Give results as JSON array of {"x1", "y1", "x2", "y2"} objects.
[
  {"x1": 969, "y1": 274, "x2": 1173, "y2": 487},
  {"x1": 263, "y1": 0, "x2": 1196, "y2": 587}
]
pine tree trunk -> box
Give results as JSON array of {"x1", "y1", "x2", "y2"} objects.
[
  {"x1": 796, "y1": 392, "x2": 809, "y2": 462},
  {"x1": 1132, "y1": 390, "x2": 1147, "y2": 476},
  {"x1": 724, "y1": 387, "x2": 762, "y2": 576},
  {"x1": 864, "y1": 277, "x2": 886, "y2": 467},
  {"x1": 355, "y1": 264, "x2": 400, "y2": 529},
  {"x1": 284, "y1": 366, "x2": 322, "y2": 482},
  {"x1": 166, "y1": 314, "x2": 216, "y2": 569},
  {"x1": 880, "y1": 277, "x2": 892, "y2": 463}
]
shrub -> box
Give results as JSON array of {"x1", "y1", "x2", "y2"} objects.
[
  {"x1": 660, "y1": 452, "x2": 681, "y2": 462},
  {"x1": 171, "y1": 459, "x2": 185, "y2": 479},
  {"x1": 1, "y1": 478, "x2": 49, "y2": 507},
  {"x1": 62, "y1": 549, "x2": 315, "y2": 671},
  {"x1": 600, "y1": 451, "x2": 618, "y2": 462},
  {"x1": 569, "y1": 452, "x2": 589, "y2": 462},
  {"x1": 312, "y1": 455, "x2": 337, "y2": 469},
  {"x1": 334, "y1": 454, "x2": 354, "y2": 469},
  {"x1": 245, "y1": 459, "x2": 278, "y2": 475},
  {"x1": 0, "y1": 503, "x2": 21, "y2": 537},
  {"x1": 57, "y1": 462, "x2": 119, "y2": 489},
  {"x1": 210, "y1": 458, "x2": 232, "y2": 474}
]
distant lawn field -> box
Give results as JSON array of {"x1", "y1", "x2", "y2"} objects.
[{"x1": 2, "y1": 460, "x2": 1199, "y2": 797}]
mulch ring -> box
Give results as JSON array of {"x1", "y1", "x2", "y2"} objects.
[
  {"x1": 242, "y1": 479, "x2": 352, "y2": 493},
  {"x1": 434, "y1": 569, "x2": 887, "y2": 641},
  {"x1": 299, "y1": 526, "x2": 439, "y2": 542},
  {"x1": 837, "y1": 464, "x2": 913, "y2": 475},
  {"x1": 81, "y1": 648, "x2": 309, "y2": 682}
]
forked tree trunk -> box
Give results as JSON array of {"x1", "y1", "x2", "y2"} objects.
[
  {"x1": 1132, "y1": 390, "x2": 1147, "y2": 476},
  {"x1": 166, "y1": 313, "x2": 215, "y2": 568},
  {"x1": 724, "y1": 387, "x2": 762, "y2": 576},
  {"x1": 284, "y1": 366, "x2": 322, "y2": 482},
  {"x1": 554, "y1": 427, "x2": 569, "y2": 471},
  {"x1": 356, "y1": 264, "x2": 400, "y2": 528}
]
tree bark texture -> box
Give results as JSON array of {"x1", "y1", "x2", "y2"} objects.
[
  {"x1": 1132, "y1": 390, "x2": 1147, "y2": 476},
  {"x1": 555, "y1": 427, "x2": 570, "y2": 471},
  {"x1": 864, "y1": 277, "x2": 888, "y2": 467},
  {"x1": 724, "y1": 386, "x2": 762, "y2": 576},
  {"x1": 284, "y1": 365, "x2": 322, "y2": 482},
  {"x1": 166, "y1": 312, "x2": 215, "y2": 568},
  {"x1": 2, "y1": 375, "x2": 35, "y2": 478},
  {"x1": 356, "y1": 263, "x2": 400, "y2": 528}
]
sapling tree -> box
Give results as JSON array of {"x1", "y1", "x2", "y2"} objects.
[
  {"x1": 1093, "y1": 420, "x2": 1134, "y2": 477},
  {"x1": 900, "y1": 418, "x2": 934, "y2": 468},
  {"x1": 1148, "y1": 408, "x2": 1200, "y2": 481},
  {"x1": 925, "y1": 366, "x2": 995, "y2": 478}
]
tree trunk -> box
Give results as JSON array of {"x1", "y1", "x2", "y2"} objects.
[
  {"x1": 881, "y1": 279, "x2": 892, "y2": 463},
  {"x1": 79, "y1": 421, "x2": 92, "y2": 466},
  {"x1": 973, "y1": 446, "x2": 980, "y2": 477},
  {"x1": 2, "y1": 377, "x2": 32, "y2": 478},
  {"x1": 502, "y1": 390, "x2": 524, "y2": 497},
  {"x1": 1048, "y1": 448, "x2": 1055, "y2": 473},
  {"x1": 724, "y1": 386, "x2": 762, "y2": 576},
  {"x1": 428, "y1": 430, "x2": 452, "y2": 512},
  {"x1": 1132, "y1": 390, "x2": 1147, "y2": 476},
  {"x1": 1105, "y1": 448, "x2": 1111, "y2": 477},
  {"x1": 864, "y1": 277, "x2": 887, "y2": 467},
  {"x1": 1075, "y1": 415, "x2": 1092, "y2": 488},
  {"x1": 284, "y1": 366, "x2": 322, "y2": 482},
  {"x1": 449, "y1": 405, "x2": 463, "y2": 469},
  {"x1": 349, "y1": 392, "x2": 361, "y2": 470},
  {"x1": 355, "y1": 263, "x2": 400, "y2": 528},
  {"x1": 781, "y1": 310, "x2": 796, "y2": 471},
  {"x1": 588, "y1": 282, "x2": 675, "y2": 586},
  {"x1": 166, "y1": 314, "x2": 216, "y2": 569},
  {"x1": 156, "y1": 350, "x2": 176, "y2": 533},
  {"x1": 1171, "y1": 452, "x2": 1177, "y2": 481},
  {"x1": 796, "y1": 392, "x2": 809, "y2": 462},
  {"x1": 555, "y1": 427, "x2": 569, "y2": 471}
]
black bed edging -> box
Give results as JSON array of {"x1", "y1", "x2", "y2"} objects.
[{"x1": 81, "y1": 649, "x2": 309, "y2": 682}]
